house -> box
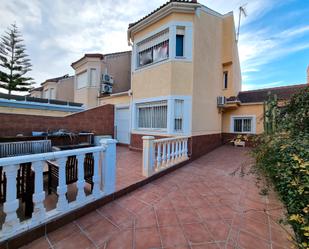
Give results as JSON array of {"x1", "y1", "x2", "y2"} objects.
[
  {"x1": 93, "y1": 0, "x2": 240, "y2": 157},
  {"x1": 71, "y1": 51, "x2": 131, "y2": 108},
  {"x1": 29, "y1": 74, "x2": 74, "y2": 101}
]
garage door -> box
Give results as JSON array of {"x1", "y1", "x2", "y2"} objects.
[{"x1": 115, "y1": 107, "x2": 130, "y2": 144}]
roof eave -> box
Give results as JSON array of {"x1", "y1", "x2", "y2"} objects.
[{"x1": 127, "y1": 2, "x2": 200, "y2": 43}]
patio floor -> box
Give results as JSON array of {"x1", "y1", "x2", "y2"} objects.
[{"x1": 21, "y1": 145, "x2": 293, "y2": 249}]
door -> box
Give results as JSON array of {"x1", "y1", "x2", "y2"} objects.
[{"x1": 115, "y1": 107, "x2": 130, "y2": 144}]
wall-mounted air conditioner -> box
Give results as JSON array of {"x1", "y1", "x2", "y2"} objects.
[
  {"x1": 217, "y1": 96, "x2": 226, "y2": 106},
  {"x1": 101, "y1": 83, "x2": 113, "y2": 94},
  {"x1": 102, "y1": 74, "x2": 114, "y2": 85}
]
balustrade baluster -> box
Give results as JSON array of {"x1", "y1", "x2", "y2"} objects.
[
  {"x1": 162, "y1": 142, "x2": 166, "y2": 167},
  {"x1": 92, "y1": 152, "x2": 101, "y2": 198},
  {"x1": 56, "y1": 157, "x2": 69, "y2": 211},
  {"x1": 32, "y1": 161, "x2": 46, "y2": 223},
  {"x1": 166, "y1": 142, "x2": 171, "y2": 166},
  {"x1": 2, "y1": 164, "x2": 20, "y2": 234},
  {"x1": 76, "y1": 154, "x2": 86, "y2": 204},
  {"x1": 157, "y1": 143, "x2": 162, "y2": 169}
]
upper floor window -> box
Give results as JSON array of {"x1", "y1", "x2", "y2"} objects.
[
  {"x1": 76, "y1": 71, "x2": 87, "y2": 89},
  {"x1": 223, "y1": 71, "x2": 228, "y2": 89},
  {"x1": 176, "y1": 27, "x2": 185, "y2": 57},
  {"x1": 137, "y1": 29, "x2": 169, "y2": 68},
  {"x1": 90, "y1": 68, "x2": 97, "y2": 86}
]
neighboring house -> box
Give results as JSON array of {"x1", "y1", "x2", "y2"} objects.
[
  {"x1": 71, "y1": 51, "x2": 131, "y2": 108},
  {"x1": 221, "y1": 84, "x2": 308, "y2": 143},
  {"x1": 29, "y1": 74, "x2": 74, "y2": 102}
]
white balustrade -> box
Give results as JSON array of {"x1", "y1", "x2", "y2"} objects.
[
  {"x1": 142, "y1": 136, "x2": 189, "y2": 177},
  {"x1": 0, "y1": 138, "x2": 117, "y2": 241}
]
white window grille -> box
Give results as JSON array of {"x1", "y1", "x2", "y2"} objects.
[
  {"x1": 137, "y1": 29, "x2": 169, "y2": 67},
  {"x1": 137, "y1": 101, "x2": 167, "y2": 129},
  {"x1": 76, "y1": 71, "x2": 88, "y2": 89},
  {"x1": 233, "y1": 117, "x2": 253, "y2": 133},
  {"x1": 174, "y1": 99, "x2": 184, "y2": 131}
]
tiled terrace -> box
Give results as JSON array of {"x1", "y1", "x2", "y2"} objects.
[{"x1": 21, "y1": 146, "x2": 293, "y2": 249}]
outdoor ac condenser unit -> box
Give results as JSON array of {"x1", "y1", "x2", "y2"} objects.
[
  {"x1": 217, "y1": 96, "x2": 226, "y2": 106},
  {"x1": 101, "y1": 83, "x2": 113, "y2": 94},
  {"x1": 102, "y1": 74, "x2": 114, "y2": 85}
]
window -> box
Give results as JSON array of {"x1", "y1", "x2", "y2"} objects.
[
  {"x1": 76, "y1": 71, "x2": 88, "y2": 89},
  {"x1": 174, "y1": 99, "x2": 184, "y2": 131},
  {"x1": 176, "y1": 35, "x2": 184, "y2": 57},
  {"x1": 90, "y1": 68, "x2": 97, "y2": 86},
  {"x1": 50, "y1": 88, "x2": 56, "y2": 99},
  {"x1": 137, "y1": 101, "x2": 167, "y2": 129},
  {"x1": 43, "y1": 89, "x2": 49, "y2": 99},
  {"x1": 232, "y1": 117, "x2": 253, "y2": 133},
  {"x1": 223, "y1": 71, "x2": 228, "y2": 89},
  {"x1": 137, "y1": 29, "x2": 169, "y2": 68}
]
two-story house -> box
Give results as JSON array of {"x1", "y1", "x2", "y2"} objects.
[{"x1": 106, "y1": 0, "x2": 240, "y2": 158}]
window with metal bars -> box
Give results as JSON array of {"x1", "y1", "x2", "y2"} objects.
[
  {"x1": 233, "y1": 117, "x2": 253, "y2": 133},
  {"x1": 174, "y1": 99, "x2": 184, "y2": 131},
  {"x1": 137, "y1": 101, "x2": 167, "y2": 129}
]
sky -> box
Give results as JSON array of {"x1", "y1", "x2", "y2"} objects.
[{"x1": 0, "y1": 0, "x2": 308, "y2": 92}]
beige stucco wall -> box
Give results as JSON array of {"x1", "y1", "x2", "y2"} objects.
[
  {"x1": 29, "y1": 90, "x2": 42, "y2": 98},
  {"x1": 57, "y1": 77, "x2": 74, "y2": 102},
  {"x1": 42, "y1": 81, "x2": 58, "y2": 99},
  {"x1": 191, "y1": 10, "x2": 223, "y2": 135},
  {"x1": 99, "y1": 95, "x2": 131, "y2": 106},
  {"x1": 222, "y1": 104, "x2": 264, "y2": 134},
  {"x1": 0, "y1": 106, "x2": 72, "y2": 117}
]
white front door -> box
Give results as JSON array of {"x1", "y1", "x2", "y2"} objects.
[{"x1": 115, "y1": 107, "x2": 130, "y2": 144}]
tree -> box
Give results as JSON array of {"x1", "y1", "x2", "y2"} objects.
[{"x1": 0, "y1": 23, "x2": 34, "y2": 95}]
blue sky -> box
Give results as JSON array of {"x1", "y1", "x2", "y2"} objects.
[{"x1": 0, "y1": 0, "x2": 308, "y2": 91}]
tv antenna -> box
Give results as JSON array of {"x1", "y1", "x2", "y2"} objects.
[{"x1": 236, "y1": 4, "x2": 247, "y2": 43}]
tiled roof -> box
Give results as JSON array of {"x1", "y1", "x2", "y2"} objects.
[
  {"x1": 128, "y1": 0, "x2": 198, "y2": 29},
  {"x1": 238, "y1": 84, "x2": 308, "y2": 103}
]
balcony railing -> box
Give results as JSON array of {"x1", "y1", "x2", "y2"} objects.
[
  {"x1": 142, "y1": 136, "x2": 189, "y2": 177},
  {"x1": 0, "y1": 139, "x2": 116, "y2": 241}
]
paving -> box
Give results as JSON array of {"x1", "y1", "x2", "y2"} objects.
[{"x1": 21, "y1": 146, "x2": 293, "y2": 249}]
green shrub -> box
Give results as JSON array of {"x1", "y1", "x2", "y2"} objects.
[{"x1": 252, "y1": 86, "x2": 309, "y2": 248}]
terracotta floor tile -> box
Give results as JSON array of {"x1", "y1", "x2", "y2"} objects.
[
  {"x1": 98, "y1": 202, "x2": 133, "y2": 227},
  {"x1": 135, "y1": 207, "x2": 157, "y2": 228},
  {"x1": 182, "y1": 223, "x2": 213, "y2": 244},
  {"x1": 20, "y1": 237, "x2": 51, "y2": 249},
  {"x1": 105, "y1": 229, "x2": 133, "y2": 249},
  {"x1": 196, "y1": 206, "x2": 223, "y2": 221},
  {"x1": 159, "y1": 225, "x2": 187, "y2": 248},
  {"x1": 135, "y1": 227, "x2": 162, "y2": 249},
  {"x1": 76, "y1": 210, "x2": 103, "y2": 230},
  {"x1": 241, "y1": 217, "x2": 270, "y2": 241},
  {"x1": 237, "y1": 230, "x2": 271, "y2": 249},
  {"x1": 191, "y1": 243, "x2": 220, "y2": 249},
  {"x1": 176, "y1": 208, "x2": 201, "y2": 224},
  {"x1": 156, "y1": 209, "x2": 179, "y2": 227},
  {"x1": 83, "y1": 217, "x2": 119, "y2": 247},
  {"x1": 53, "y1": 231, "x2": 93, "y2": 249},
  {"x1": 204, "y1": 219, "x2": 230, "y2": 242},
  {"x1": 47, "y1": 222, "x2": 80, "y2": 245}
]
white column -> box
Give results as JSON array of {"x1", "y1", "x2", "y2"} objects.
[
  {"x1": 100, "y1": 139, "x2": 117, "y2": 195},
  {"x1": 2, "y1": 164, "x2": 20, "y2": 235},
  {"x1": 175, "y1": 140, "x2": 179, "y2": 160},
  {"x1": 142, "y1": 136, "x2": 155, "y2": 177},
  {"x1": 184, "y1": 139, "x2": 188, "y2": 159},
  {"x1": 76, "y1": 154, "x2": 86, "y2": 204},
  {"x1": 171, "y1": 141, "x2": 175, "y2": 162},
  {"x1": 32, "y1": 161, "x2": 46, "y2": 224},
  {"x1": 169, "y1": 25, "x2": 176, "y2": 59},
  {"x1": 92, "y1": 152, "x2": 101, "y2": 198},
  {"x1": 167, "y1": 97, "x2": 174, "y2": 134},
  {"x1": 56, "y1": 157, "x2": 69, "y2": 212}
]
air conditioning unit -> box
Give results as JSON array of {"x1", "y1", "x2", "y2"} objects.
[
  {"x1": 217, "y1": 96, "x2": 226, "y2": 106},
  {"x1": 102, "y1": 74, "x2": 114, "y2": 85},
  {"x1": 101, "y1": 83, "x2": 113, "y2": 94}
]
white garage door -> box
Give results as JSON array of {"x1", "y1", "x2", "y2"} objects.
[{"x1": 115, "y1": 107, "x2": 130, "y2": 144}]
